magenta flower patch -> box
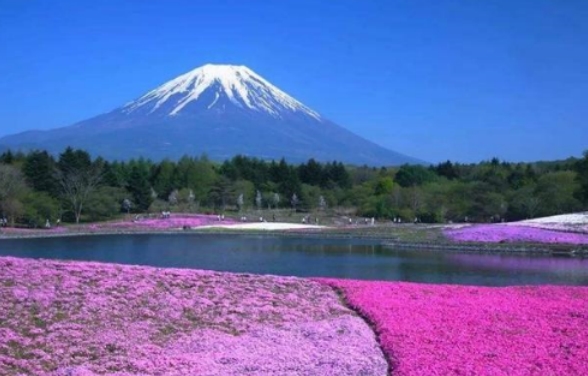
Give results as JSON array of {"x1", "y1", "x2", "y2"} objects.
[
  {"x1": 444, "y1": 224, "x2": 588, "y2": 244},
  {"x1": 103, "y1": 214, "x2": 235, "y2": 230},
  {"x1": 317, "y1": 278, "x2": 588, "y2": 376}
]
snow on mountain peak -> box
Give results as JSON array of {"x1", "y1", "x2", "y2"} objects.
[{"x1": 123, "y1": 64, "x2": 322, "y2": 120}]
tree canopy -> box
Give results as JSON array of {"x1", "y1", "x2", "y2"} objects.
[{"x1": 0, "y1": 147, "x2": 586, "y2": 227}]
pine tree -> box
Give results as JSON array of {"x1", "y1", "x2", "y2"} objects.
[
  {"x1": 127, "y1": 165, "x2": 153, "y2": 211},
  {"x1": 0, "y1": 150, "x2": 14, "y2": 164},
  {"x1": 22, "y1": 150, "x2": 58, "y2": 194}
]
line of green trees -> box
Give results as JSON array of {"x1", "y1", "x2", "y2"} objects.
[{"x1": 0, "y1": 147, "x2": 587, "y2": 227}]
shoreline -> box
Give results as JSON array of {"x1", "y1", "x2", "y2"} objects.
[{"x1": 2, "y1": 224, "x2": 588, "y2": 256}]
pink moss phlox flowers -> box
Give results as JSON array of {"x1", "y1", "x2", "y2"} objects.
[
  {"x1": 316, "y1": 278, "x2": 588, "y2": 376},
  {"x1": 0, "y1": 257, "x2": 386, "y2": 375},
  {"x1": 0, "y1": 226, "x2": 68, "y2": 235},
  {"x1": 444, "y1": 224, "x2": 588, "y2": 244},
  {"x1": 103, "y1": 214, "x2": 235, "y2": 230}
]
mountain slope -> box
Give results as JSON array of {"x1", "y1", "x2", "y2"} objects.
[{"x1": 0, "y1": 64, "x2": 422, "y2": 165}]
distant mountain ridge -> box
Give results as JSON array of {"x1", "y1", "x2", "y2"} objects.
[{"x1": 0, "y1": 64, "x2": 423, "y2": 165}]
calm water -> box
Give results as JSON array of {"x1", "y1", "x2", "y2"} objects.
[{"x1": 1, "y1": 234, "x2": 587, "y2": 286}]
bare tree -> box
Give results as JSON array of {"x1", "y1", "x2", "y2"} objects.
[
  {"x1": 410, "y1": 185, "x2": 423, "y2": 214},
  {"x1": 391, "y1": 185, "x2": 402, "y2": 209},
  {"x1": 0, "y1": 164, "x2": 27, "y2": 226},
  {"x1": 318, "y1": 195, "x2": 327, "y2": 211},
  {"x1": 272, "y1": 192, "x2": 280, "y2": 208},
  {"x1": 168, "y1": 189, "x2": 179, "y2": 207},
  {"x1": 55, "y1": 163, "x2": 103, "y2": 224},
  {"x1": 291, "y1": 193, "x2": 299, "y2": 211},
  {"x1": 122, "y1": 198, "x2": 132, "y2": 216},
  {"x1": 255, "y1": 190, "x2": 262, "y2": 211},
  {"x1": 522, "y1": 196, "x2": 541, "y2": 219},
  {"x1": 188, "y1": 189, "x2": 196, "y2": 212}
]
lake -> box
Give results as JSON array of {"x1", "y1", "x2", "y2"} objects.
[{"x1": 1, "y1": 233, "x2": 587, "y2": 286}]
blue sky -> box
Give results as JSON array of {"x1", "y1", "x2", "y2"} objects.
[{"x1": 0, "y1": 0, "x2": 587, "y2": 163}]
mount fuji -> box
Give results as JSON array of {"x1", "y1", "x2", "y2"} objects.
[{"x1": 0, "y1": 64, "x2": 421, "y2": 165}]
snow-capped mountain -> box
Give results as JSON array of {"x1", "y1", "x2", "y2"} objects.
[
  {"x1": 0, "y1": 64, "x2": 422, "y2": 165},
  {"x1": 123, "y1": 64, "x2": 321, "y2": 120}
]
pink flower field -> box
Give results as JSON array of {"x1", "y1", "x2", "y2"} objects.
[
  {"x1": 317, "y1": 278, "x2": 588, "y2": 376},
  {"x1": 444, "y1": 224, "x2": 588, "y2": 245},
  {"x1": 3, "y1": 255, "x2": 587, "y2": 375},
  {"x1": 0, "y1": 257, "x2": 387, "y2": 375},
  {"x1": 0, "y1": 215, "x2": 237, "y2": 238},
  {"x1": 98, "y1": 214, "x2": 235, "y2": 231},
  {"x1": 0, "y1": 226, "x2": 68, "y2": 236}
]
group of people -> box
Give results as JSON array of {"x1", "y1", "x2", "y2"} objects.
[
  {"x1": 238, "y1": 215, "x2": 269, "y2": 222},
  {"x1": 302, "y1": 216, "x2": 320, "y2": 225},
  {"x1": 160, "y1": 211, "x2": 172, "y2": 219},
  {"x1": 238, "y1": 215, "x2": 277, "y2": 222},
  {"x1": 1, "y1": 217, "x2": 61, "y2": 229},
  {"x1": 348, "y1": 217, "x2": 376, "y2": 226}
]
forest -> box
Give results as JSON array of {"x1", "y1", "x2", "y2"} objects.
[{"x1": 0, "y1": 147, "x2": 587, "y2": 227}]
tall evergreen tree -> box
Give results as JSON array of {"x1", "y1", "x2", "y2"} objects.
[
  {"x1": 58, "y1": 147, "x2": 92, "y2": 172},
  {"x1": 22, "y1": 150, "x2": 58, "y2": 194},
  {"x1": 299, "y1": 158, "x2": 323, "y2": 186},
  {"x1": 152, "y1": 159, "x2": 177, "y2": 199},
  {"x1": 127, "y1": 165, "x2": 153, "y2": 212},
  {"x1": 0, "y1": 150, "x2": 14, "y2": 164},
  {"x1": 435, "y1": 160, "x2": 459, "y2": 180}
]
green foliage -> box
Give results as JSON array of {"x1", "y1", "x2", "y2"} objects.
[
  {"x1": 394, "y1": 164, "x2": 436, "y2": 187},
  {"x1": 22, "y1": 151, "x2": 58, "y2": 194},
  {"x1": 374, "y1": 176, "x2": 394, "y2": 195},
  {"x1": 301, "y1": 184, "x2": 322, "y2": 210},
  {"x1": 84, "y1": 187, "x2": 127, "y2": 221},
  {"x1": 127, "y1": 165, "x2": 153, "y2": 212},
  {"x1": 1, "y1": 147, "x2": 586, "y2": 224},
  {"x1": 209, "y1": 176, "x2": 233, "y2": 210},
  {"x1": 20, "y1": 192, "x2": 60, "y2": 228},
  {"x1": 0, "y1": 151, "x2": 15, "y2": 164},
  {"x1": 298, "y1": 159, "x2": 323, "y2": 186},
  {"x1": 54, "y1": 150, "x2": 104, "y2": 223},
  {"x1": 58, "y1": 147, "x2": 92, "y2": 172},
  {"x1": 232, "y1": 180, "x2": 255, "y2": 209},
  {"x1": 574, "y1": 151, "x2": 588, "y2": 204},
  {"x1": 434, "y1": 160, "x2": 459, "y2": 180},
  {"x1": 349, "y1": 165, "x2": 380, "y2": 185},
  {"x1": 220, "y1": 155, "x2": 269, "y2": 188},
  {"x1": 275, "y1": 160, "x2": 301, "y2": 199},
  {"x1": 0, "y1": 163, "x2": 28, "y2": 225},
  {"x1": 508, "y1": 185, "x2": 540, "y2": 219},
  {"x1": 151, "y1": 159, "x2": 177, "y2": 200},
  {"x1": 535, "y1": 171, "x2": 581, "y2": 216},
  {"x1": 359, "y1": 195, "x2": 394, "y2": 219},
  {"x1": 342, "y1": 183, "x2": 373, "y2": 207}
]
